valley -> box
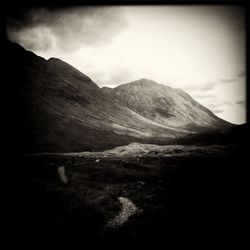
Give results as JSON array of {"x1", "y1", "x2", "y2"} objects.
[
  {"x1": 7, "y1": 40, "x2": 232, "y2": 153},
  {"x1": 18, "y1": 143, "x2": 246, "y2": 242},
  {"x1": 6, "y1": 40, "x2": 247, "y2": 243}
]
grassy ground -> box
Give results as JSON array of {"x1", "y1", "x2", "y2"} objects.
[{"x1": 14, "y1": 143, "x2": 246, "y2": 244}]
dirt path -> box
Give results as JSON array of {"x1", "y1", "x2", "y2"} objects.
[{"x1": 106, "y1": 197, "x2": 140, "y2": 229}]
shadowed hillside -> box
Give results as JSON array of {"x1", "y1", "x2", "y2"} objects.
[
  {"x1": 6, "y1": 41, "x2": 181, "y2": 153},
  {"x1": 6, "y1": 40, "x2": 248, "y2": 246},
  {"x1": 7, "y1": 41, "x2": 232, "y2": 153}
]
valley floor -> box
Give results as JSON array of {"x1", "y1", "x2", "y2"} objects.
[{"x1": 15, "y1": 143, "x2": 247, "y2": 243}]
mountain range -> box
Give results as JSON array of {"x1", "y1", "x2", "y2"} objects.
[{"x1": 6, "y1": 40, "x2": 233, "y2": 153}]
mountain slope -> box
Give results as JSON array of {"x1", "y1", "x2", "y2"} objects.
[
  {"x1": 7, "y1": 41, "x2": 232, "y2": 153},
  {"x1": 7, "y1": 41, "x2": 189, "y2": 153},
  {"x1": 102, "y1": 78, "x2": 231, "y2": 132}
]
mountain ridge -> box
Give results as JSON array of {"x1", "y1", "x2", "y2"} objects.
[
  {"x1": 7, "y1": 40, "x2": 233, "y2": 153},
  {"x1": 102, "y1": 78, "x2": 231, "y2": 132}
]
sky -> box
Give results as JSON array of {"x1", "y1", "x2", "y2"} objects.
[{"x1": 7, "y1": 5, "x2": 246, "y2": 124}]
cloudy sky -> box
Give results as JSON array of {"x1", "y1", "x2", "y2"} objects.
[{"x1": 7, "y1": 5, "x2": 246, "y2": 124}]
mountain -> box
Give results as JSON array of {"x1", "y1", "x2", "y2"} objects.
[
  {"x1": 5, "y1": 41, "x2": 183, "y2": 153},
  {"x1": 6, "y1": 41, "x2": 232, "y2": 153},
  {"x1": 102, "y1": 79, "x2": 230, "y2": 132}
]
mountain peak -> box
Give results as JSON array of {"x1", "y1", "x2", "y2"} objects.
[
  {"x1": 7, "y1": 40, "x2": 231, "y2": 153},
  {"x1": 137, "y1": 78, "x2": 154, "y2": 82},
  {"x1": 115, "y1": 78, "x2": 175, "y2": 91},
  {"x1": 46, "y1": 57, "x2": 99, "y2": 89},
  {"x1": 115, "y1": 78, "x2": 159, "y2": 90},
  {"x1": 108, "y1": 78, "x2": 229, "y2": 131},
  {"x1": 47, "y1": 57, "x2": 64, "y2": 63},
  {"x1": 131, "y1": 78, "x2": 157, "y2": 85}
]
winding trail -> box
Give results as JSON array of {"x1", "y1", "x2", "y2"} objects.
[{"x1": 106, "y1": 197, "x2": 140, "y2": 229}]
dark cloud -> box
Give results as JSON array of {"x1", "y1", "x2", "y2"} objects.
[
  {"x1": 209, "y1": 6, "x2": 245, "y2": 32},
  {"x1": 218, "y1": 70, "x2": 246, "y2": 84},
  {"x1": 237, "y1": 70, "x2": 246, "y2": 78},
  {"x1": 219, "y1": 78, "x2": 237, "y2": 84},
  {"x1": 237, "y1": 100, "x2": 245, "y2": 104},
  {"x1": 236, "y1": 100, "x2": 246, "y2": 108},
  {"x1": 7, "y1": 6, "x2": 128, "y2": 52}
]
